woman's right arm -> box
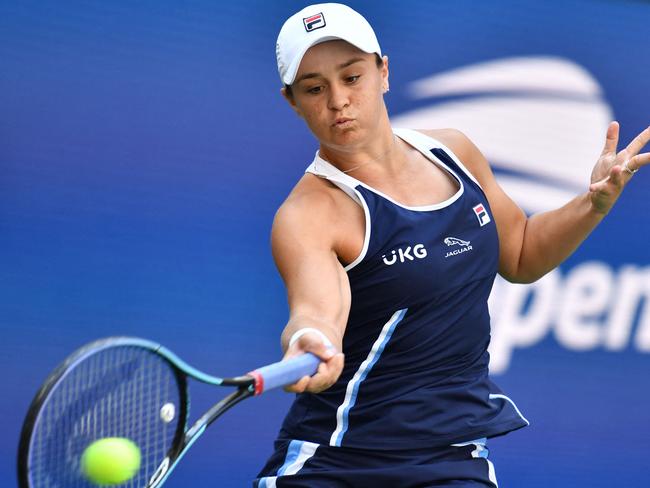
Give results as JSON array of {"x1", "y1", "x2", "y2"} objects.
[{"x1": 271, "y1": 188, "x2": 349, "y2": 394}]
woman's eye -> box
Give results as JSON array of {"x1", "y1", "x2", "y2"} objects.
[
  {"x1": 307, "y1": 86, "x2": 323, "y2": 94},
  {"x1": 346, "y1": 75, "x2": 360, "y2": 83}
]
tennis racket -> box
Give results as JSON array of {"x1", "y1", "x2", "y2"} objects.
[{"x1": 17, "y1": 336, "x2": 320, "y2": 488}]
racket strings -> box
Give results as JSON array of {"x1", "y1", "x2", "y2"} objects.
[{"x1": 27, "y1": 346, "x2": 183, "y2": 488}]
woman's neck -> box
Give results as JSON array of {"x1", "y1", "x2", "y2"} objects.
[{"x1": 318, "y1": 126, "x2": 407, "y2": 176}]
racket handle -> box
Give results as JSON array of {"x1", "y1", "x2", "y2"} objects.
[{"x1": 248, "y1": 353, "x2": 320, "y2": 395}]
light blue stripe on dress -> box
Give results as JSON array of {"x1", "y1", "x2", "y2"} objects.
[
  {"x1": 257, "y1": 440, "x2": 319, "y2": 487},
  {"x1": 330, "y1": 308, "x2": 408, "y2": 447},
  {"x1": 451, "y1": 437, "x2": 497, "y2": 486},
  {"x1": 277, "y1": 440, "x2": 303, "y2": 476}
]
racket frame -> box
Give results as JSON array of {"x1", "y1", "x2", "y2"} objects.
[
  {"x1": 18, "y1": 337, "x2": 318, "y2": 488},
  {"x1": 17, "y1": 338, "x2": 190, "y2": 488}
]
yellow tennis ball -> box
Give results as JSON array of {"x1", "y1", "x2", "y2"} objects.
[{"x1": 81, "y1": 437, "x2": 141, "y2": 486}]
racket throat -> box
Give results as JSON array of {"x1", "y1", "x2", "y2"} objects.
[
  {"x1": 247, "y1": 370, "x2": 264, "y2": 395},
  {"x1": 148, "y1": 457, "x2": 170, "y2": 488}
]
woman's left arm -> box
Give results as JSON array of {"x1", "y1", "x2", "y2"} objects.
[{"x1": 431, "y1": 122, "x2": 650, "y2": 284}]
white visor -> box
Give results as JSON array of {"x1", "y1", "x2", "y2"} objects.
[{"x1": 276, "y1": 3, "x2": 382, "y2": 86}]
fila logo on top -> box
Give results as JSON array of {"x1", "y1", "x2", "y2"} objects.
[
  {"x1": 473, "y1": 203, "x2": 491, "y2": 227},
  {"x1": 303, "y1": 12, "x2": 326, "y2": 32},
  {"x1": 382, "y1": 244, "x2": 427, "y2": 265}
]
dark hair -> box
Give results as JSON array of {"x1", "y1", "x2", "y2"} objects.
[{"x1": 284, "y1": 53, "x2": 384, "y2": 98}]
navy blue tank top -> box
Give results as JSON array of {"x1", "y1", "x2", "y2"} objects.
[{"x1": 279, "y1": 128, "x2": 528, "y2": 450}]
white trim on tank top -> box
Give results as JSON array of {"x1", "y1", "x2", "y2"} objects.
[
  {"x1": 303, "y1": 163, "x2": 371, "y2": 272},
  {"x1": 343, "y1": 187, "x2": 371, "y2": 272},
  {"x1": 308, "y1": 137, "x2": 465, "y2": 211},
  {"x1": 307, "y1": 127, "x2": 480, "y2": 210},
  {"x1": 304, "y1": 127, "x2": 473, "y2": 271},
  {"x1": 392, "y1": 128, "x2": 484, "y2": 189}
]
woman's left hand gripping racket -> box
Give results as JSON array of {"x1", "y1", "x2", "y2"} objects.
[{"x1": 17, "y1": 337, "x2": 320, "y2": 488}]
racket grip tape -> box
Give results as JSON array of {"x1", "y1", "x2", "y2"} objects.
[{"x1": 248, "y1": 353, "x2": 320, "y2": 395}]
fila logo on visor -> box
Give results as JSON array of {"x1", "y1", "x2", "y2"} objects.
[
  {"x1": 473, "y1": 203, "x2": 491, "y2": 227},
  {"x1": 303, "y1": 12, "x2": 326, "y2": 32}
]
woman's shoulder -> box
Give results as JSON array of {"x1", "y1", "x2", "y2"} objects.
[
  {"x1": 413, "y1": 128, "x2": 492, "y2": 178},
  {"x1": 273, "y1": 174, "x2": 345, "y2": 231},
  {"x1": 414, "y1": 128, "x2": 473, "y2": 157},
  {"x1": 271, "y1": 173, "x2": 363, "y2": 260}
]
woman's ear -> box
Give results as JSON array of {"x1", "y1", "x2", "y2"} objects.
[{"x1": 381, "y1": 55, "x2": 389, "y2": 93}]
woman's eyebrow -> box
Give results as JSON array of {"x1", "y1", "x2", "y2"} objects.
[
  {"x1": 294, "y1": 57, "x2": 366, "y2": 84},
  {"x1": 337, "y1": 57, "x2": 365, "y2": 69}
]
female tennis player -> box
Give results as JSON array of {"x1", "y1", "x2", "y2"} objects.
[{"x1": 255, "y1": 3, "x2": 650, "y2": 487}]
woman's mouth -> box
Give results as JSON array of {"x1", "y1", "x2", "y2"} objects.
[{"x1": 333, "y1": 118, "x2": 354, "y2": 128}]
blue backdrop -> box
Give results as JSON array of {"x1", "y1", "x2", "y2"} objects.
[{"x1": 2, "y1": 1, "x2": 649, "y2": 486}]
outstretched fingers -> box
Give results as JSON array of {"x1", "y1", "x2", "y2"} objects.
[
  {"x1": 601, "y1": 121, "x2": 620, "y2": 156},
  {"x1": 591, "y1": 152, "x2": 650, "y2": 194},
  {"x1": 627, "y1": 152, "x2": 650, "y2": 172},
  {"x1": 609, "y1": 164, "x2": 625, "y2": 188},
  {"x1": 589, "y1": 123, "x2": 648, "y2": 214},
  {"x1": 624, "y1": 125, "x2": 650, "y2": 160},
  {"x1": 590, "y1": 166, "x2": 618, "y2": 193}
]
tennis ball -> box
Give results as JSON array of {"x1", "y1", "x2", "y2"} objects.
[{"x1": 81, "y1": 437, "x2": 141, "y2": 486}]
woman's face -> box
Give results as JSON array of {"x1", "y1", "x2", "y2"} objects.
[{"x1": 284, "y1": 40, "x2": 389, "y2": 150}]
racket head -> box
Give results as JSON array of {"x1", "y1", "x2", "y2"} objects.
[{"x1": 17, "y1": 337, "x2": 189, "y2": 488}]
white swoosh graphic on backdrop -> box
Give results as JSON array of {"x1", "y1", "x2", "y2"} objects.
[
  {"x1": 391, "y1": 56, "x2": 614, "y2": 213},
  {"x1": 407, "y1": 56, "x2": 603, "y2": 98}
]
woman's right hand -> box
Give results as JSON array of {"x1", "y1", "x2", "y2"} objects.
[{"x1": 283, "y1": 330, "x2": 345, "y2": 394}]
